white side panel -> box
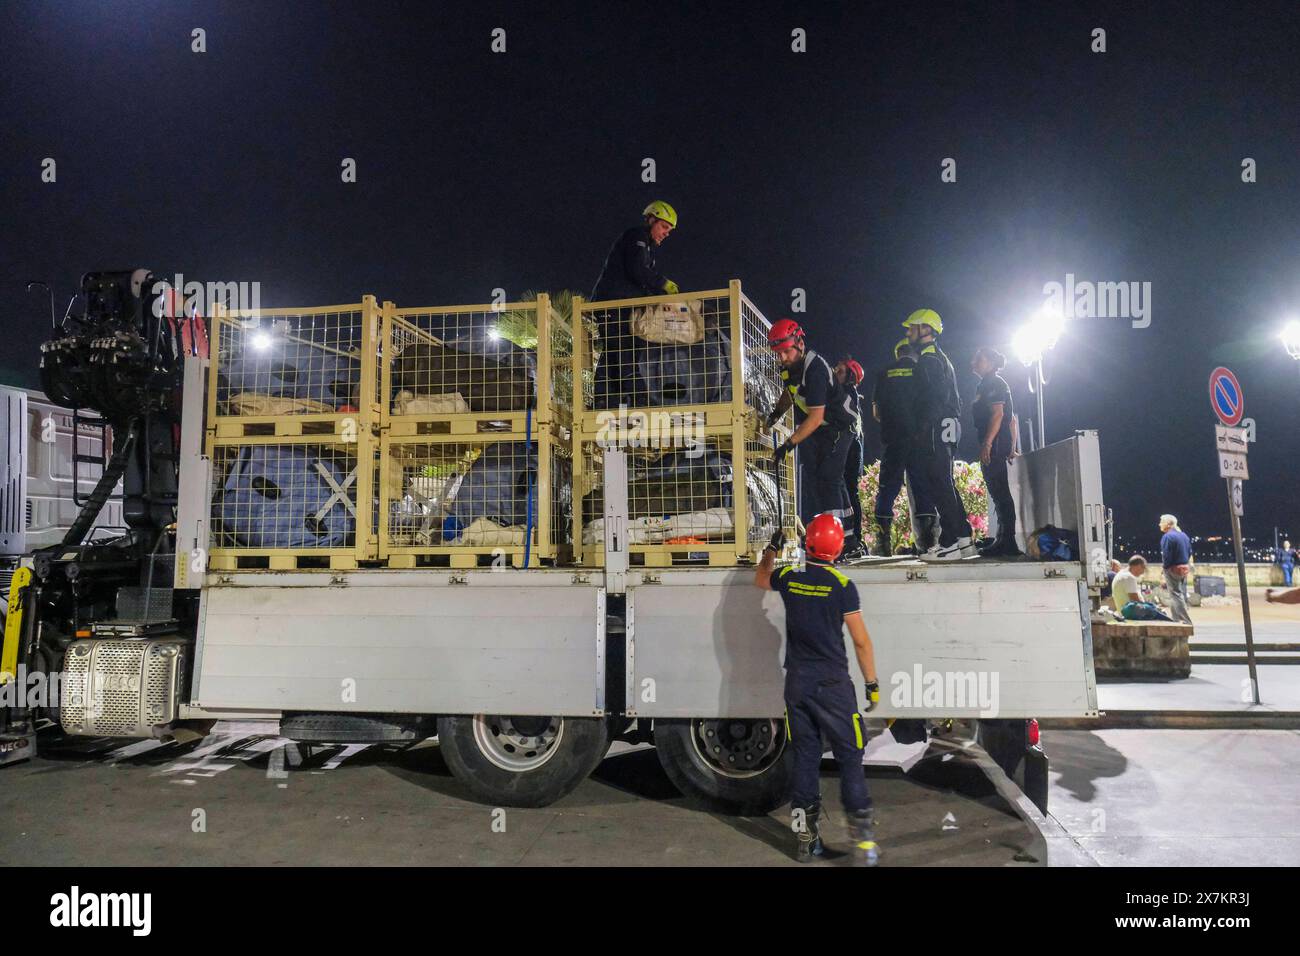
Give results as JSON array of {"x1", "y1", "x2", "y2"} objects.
[
  {"x1": 1009, "y1": 430, "x2": 1107, "y2": 586},
  {"x1": 174, "y1": 356, "x2": 211, "y2": 589},
  {"x1": 628, "y1": 575, "x2": 1097, "y2": 719},
  {"x1": 194, "y1": 574, "x2": 603, "y2": 716}
]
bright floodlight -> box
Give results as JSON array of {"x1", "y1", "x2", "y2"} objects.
[
  {"x1": 1281, "y1": 320, "x2": 1300, "y2": 360},
  {"x1": 487, "y1": 328, "x2": 502, "y2": 341},
  {"x1": 1013, "y1": 305, "x2": 1066, "y2": 365},
  {"x1": 250, "y1": 331, "x2": 273, "y2": 351},
  {"x1": 1013, "y1": 323, "x2": 1048, "y2": 365}
]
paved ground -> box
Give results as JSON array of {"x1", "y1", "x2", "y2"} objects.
[
  {"x1": 0, "y1": 729, "x2": 1043, "y2": 867},
  {"x1": 1098, "y1": 594, "x2": 1300, "y2": 713},
  {"x1": 1044, "y1": 727, "x2": 1300, "y2": 866}
]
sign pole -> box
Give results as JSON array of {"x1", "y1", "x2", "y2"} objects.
[
  {"x1": 1226, "y1": 478, "x2": 1260, "y2": 704},
  {"x1": 1208, "y1": 366, "x2": 1258, "y2": 704}
]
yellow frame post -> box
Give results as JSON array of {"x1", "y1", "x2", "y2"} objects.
[{"x1": 728, "y1": 279, "x2": 749, "y2": 562}]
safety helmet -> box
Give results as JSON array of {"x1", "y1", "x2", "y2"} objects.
[
  {"x1": 805, "y1": 513, "x2": 846, "y2": 562},
  {"x1": 768, "y1": 318, "x2": 805, "y2": 350},
  {"x1": 643, "y1": 200, "x2": 678, "y2": 228},
  {"x1": 845, "y1": 359, "x2": 864, "y2": 386},
  {"x1": 902, "y1": 308, "x2": 943, "y2": 335},
  {"x1": 894, "y1": 337, "x2": 912, "y2": 358}
]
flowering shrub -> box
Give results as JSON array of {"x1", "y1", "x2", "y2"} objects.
[{"x1": 858, "y1": 458, "x2": 989, "y2": 552}]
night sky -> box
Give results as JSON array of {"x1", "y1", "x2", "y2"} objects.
[{"x1": 3, "y1": 0, "x2": 1298, "y2": 544}]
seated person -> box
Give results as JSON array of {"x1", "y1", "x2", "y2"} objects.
[{"x1": 1112, "y1": 555, "x2": 1173, "y2": 622}]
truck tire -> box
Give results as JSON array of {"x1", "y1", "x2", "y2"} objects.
[
  {"x1": 437, "y1": 714, "x2": 609, "y2": 808},
  {"x1": 654, "y1": 718, "x2": 789, "y2": 815}
]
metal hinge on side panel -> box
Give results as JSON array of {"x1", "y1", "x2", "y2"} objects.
[
  {"x1": 906, "y1": 570, "x2": 927, "y2": 581},
  {"x1": 449, "y1": 573, "x2": 468, "y2": 586},
  {"x1": 1043, "y1": 567, "x2": 1066, "y2": 578},
  {"x1": 643, "y1": 573, "x2": 661, "y2": 585},
  {"x1": 571, "y1": 572, "x2": 591, "y2": 585}
]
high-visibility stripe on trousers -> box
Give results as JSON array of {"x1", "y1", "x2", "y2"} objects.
[{"x1": 784, "y1": 671, "x2": 871, "y2": 814}]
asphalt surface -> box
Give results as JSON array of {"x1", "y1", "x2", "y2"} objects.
[
  {"x1": 0, "y1": 727, "x2": 1044, "y2": 867},
  {"x1": 1044, "y1": 727, "x2": 1300, "y2": 866}
]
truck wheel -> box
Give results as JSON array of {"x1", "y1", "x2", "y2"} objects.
[
  {"x1": 654, "y1": 718, "x2": 789, "y2": 815},
  {"x1": 437, "y1": 714, "x2": 609, "y2": 808}
]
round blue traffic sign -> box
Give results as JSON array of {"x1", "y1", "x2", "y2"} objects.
[{"x1": 1209, "y1": 366, "x2": 1243, "y2": 426}]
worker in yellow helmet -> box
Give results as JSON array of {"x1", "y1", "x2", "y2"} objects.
[
  {"x1": 903, "y1": 309, "x2": 974, "y2": 560},
  {"x1": 590, "y1": 201, "x2": 681, "y2": 407}
]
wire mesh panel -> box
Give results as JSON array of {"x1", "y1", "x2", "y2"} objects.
[
  {"x1": 575, "y1": 435, "x2": 793, "y2": 567},
  {"x1": 569, "y1": 280, "x2": 790, "y2": 567},
  {"x1": 208, "y1": 299, "x2": 380, "y2": 441},
  {"x1": 575, "y1": 286, "x2": 733, "y2": 421},
  {"x1": 739, "y1": 292, "x2": 787, "y2": 426},
  {"x1": 208, "y1": 442, "x2": 371, "y2": 569},
  {"x1": 385, "y1": 295, "x2": 571, "y2": 435},
  {"x1": 379, "y1": 433, "x2": 571, "y2": 568}
]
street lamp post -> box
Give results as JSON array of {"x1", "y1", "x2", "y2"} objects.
[{"x1": 1012, "y1": 306, "x2": 1066, "y2": 451}]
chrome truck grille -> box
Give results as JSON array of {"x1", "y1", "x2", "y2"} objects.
[{"x1": 61, "y1": 638, "x2": 188, "y2": 737}]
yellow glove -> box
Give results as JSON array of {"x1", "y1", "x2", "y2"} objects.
[
  {"x1": 662, "y1": 279, "x2": 680, "y2": 295},
  {"x1": 863, "y1": 681, "x2": 880, "y2": 713}
]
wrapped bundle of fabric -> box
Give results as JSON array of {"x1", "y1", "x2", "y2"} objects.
[
  {"x1": 220, "y1": 341, "x2": 360, "y2": 409},
  {"x1": 390, "y1": 333, "x2": 537, "y2": 413},
  {"x1": 213, "y1": 445, "x2": 355, "y2": 548},
  {"x1": 582, "y1": 448, "x2": 781, "y2": 545}
]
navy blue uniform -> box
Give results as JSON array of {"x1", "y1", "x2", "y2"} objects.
[
  {"x1": 973, "y1": 372, "x2": 1017, "y2": 543},
  {"x1": 591, "y1": 225, "x2": 669, "y2": 408},
  {"x1": 915, "y1": 342, "x2": 971, "y2": 546},
  {"x1": 772, "y1": 560, "x2": 871, "y2": 814},
  {"x1": 783, "y1": 350, "x2": 858, "y2": 537},
  {"x1": 871, "y1": 355, "x2": 935, "y2": 524}
]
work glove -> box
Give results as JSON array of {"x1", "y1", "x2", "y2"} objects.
[
  {"x1": 764, "y1": 408, "x2": 782, "y2": 431},
  {"x1": 772, "y1": 438, "x2": 794, "y2": 465},
  {"x1": 662, "y1": 279, "x2": 680, "y2": 295},
  {"x1": 863, "y1": 681, "x2": 880, "y2": 714},
  {"x1": 766, "y1": 529, "x2": 786, "y2": 553}
]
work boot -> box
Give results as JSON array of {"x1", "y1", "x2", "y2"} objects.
[
  {"x1": 915, "y1": 514, "x2": 939, "y2": 553},
  {"x1": 979, "y1": 532, "x2": 1025, "y2": 558},
  {"x1": 847, "y1": 808, "x2": 880, "y2": 867},
  {"x1": 870, "y1": 519, "x2": 893, "y2": 557},
  {"x1": 794, "y1": 803, "x2": 824, "y2": 863}
]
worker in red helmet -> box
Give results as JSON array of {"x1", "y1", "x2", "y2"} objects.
[
  {"x1": 755, "y1": 513, "x2": 881, "y2": 865},
  {"x1": 834, "y1": 357, "x2": 868, "y2": 560},
  {"x1": 763, "y1": 319, "x2": 862, "y2": 555}
]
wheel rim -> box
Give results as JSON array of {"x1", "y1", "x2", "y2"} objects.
[
  {"x1": 471, "y1": 715, "x2": 565, "y2": 772},
  {"x1": 690, "y1": 718, "x2": 785, "y2": 779}
]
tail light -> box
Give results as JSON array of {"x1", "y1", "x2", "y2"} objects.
[{"x1": 1027, "y1": 718, "x2": 1040, "y2": 747}]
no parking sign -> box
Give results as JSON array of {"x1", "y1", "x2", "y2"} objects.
[{"x1": 1209, "y1": 366, "x2": 1244, "y2": 426}]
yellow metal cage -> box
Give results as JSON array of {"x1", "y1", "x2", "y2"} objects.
[{"x1": 571, "y1": 279, "x2": 794, "y2": 566}]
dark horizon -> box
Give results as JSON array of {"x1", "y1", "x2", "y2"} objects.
[{"x1": 3, "y1": 0, "x2": 1298, "y2": 542}]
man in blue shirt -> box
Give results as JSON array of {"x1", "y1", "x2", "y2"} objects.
[
  {"x1": 1159, "y1": 514, "x2": 1194, "y2": 625},
  {"x1": 754, "y1": 513, "x2": 881, "y2": 865}
]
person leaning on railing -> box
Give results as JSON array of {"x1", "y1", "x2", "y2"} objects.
[{"x1": 589, "y1": 200, "x2": 681, "y2": 408}]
